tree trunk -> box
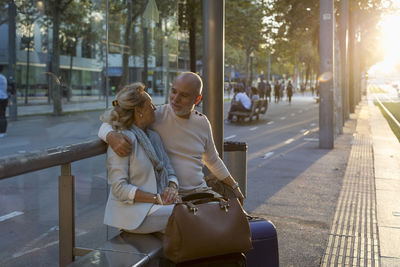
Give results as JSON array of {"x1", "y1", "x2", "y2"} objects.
[
  {"x1": 163, "y1": 19, "x2": 170, "y2": 104},
  {"x1": 188, "y1": 0, "x2": 196, "y2": 72},
  {"x1": 8, "y1": 0, "x2": 17, "y2": 121},
  {"x1": 305, "y1": 61, "x2": 311, "y2": 87},
  {"x1": 143, "y1": 25, "x2": 148, "y2": 89},
  {"x1": 245, "y1": 49, "x2": 250, "y2": 88},
  {"x1": 24, "y1": 38, "x2": 30, "y2": 104},
  {"x1": 68, "y1": 43, "x2": 75, "y2": 102},
  {"x1": 52, "y1": 1, "x2": 62, "y2": 115},
  {"x1": 120, "y1": 0, "x2": 132, "y2": 89}
]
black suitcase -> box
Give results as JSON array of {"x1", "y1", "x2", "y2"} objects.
[
  {"x1": 246, "y1": 216, "x2": 279, "y2": 267},
  {"x1": 160, "y1": 252, "x2": 247, "y2": 267}
]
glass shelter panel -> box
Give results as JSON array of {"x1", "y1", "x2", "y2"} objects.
[
  {"x1": 0, "y1": 0, "x2": 187, "y2": 110},
  {"x1": 0, "y1": 0, "x2": 191, "y2": 265}
]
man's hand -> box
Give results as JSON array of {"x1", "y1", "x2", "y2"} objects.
[
  {"x1": 233, "y1": 187, "x2": 244, "y2": 206},
  {"x1": 222, "y1": 176, "x2": 245, "y2": 206},
  {"x1": 106, "y1": 131, "x2": 132, "y2": 157},
  {"x1": 161, "y1": 186, "x2": 179, "y2": 205}
]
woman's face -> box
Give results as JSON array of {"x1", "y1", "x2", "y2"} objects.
[{"x1": 138, "y1": 92, "x2": 156, "y2": 127}]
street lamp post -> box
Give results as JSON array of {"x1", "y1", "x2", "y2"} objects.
[
  {"x1": 202, "y1": 0, "x2": 224, "y2": 156},
  {"x1": 8, "y1": 0, "x2": 17, "y2": 121},
  {"x1": 105, "y1": 0, "x2": 109, "y2": 108},
  {"x1": 143, "y1": 0, "x2": 160, "y2": 94},
  {"x1": 319, "y1": 0, "x2": 334, "y2": 149},
  {"x1": 250, "y1": 51, "x2": 254, "y2": 87},
  {"x1": 163, "y1": 33, "x2": 169, "y2": 104}
]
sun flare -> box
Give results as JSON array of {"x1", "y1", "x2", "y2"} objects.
[
  {"x1": 380, "y1": 15, "x2": 400, "y2": 63},
  {"x1": 369, "y1": 13, "x2": 400, "y2": 76}
]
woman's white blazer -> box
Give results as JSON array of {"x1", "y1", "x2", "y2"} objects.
[{"x1": 103, "y1": 130, "x2": 167, "y2": 230}]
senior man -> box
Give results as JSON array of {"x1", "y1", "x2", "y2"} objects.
[{"x1": 98, "y1": 72, "x2": 244, "y2": 204}]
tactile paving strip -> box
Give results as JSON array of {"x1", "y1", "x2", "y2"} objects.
[{"x1": 321, "y1": 111, "x2": 380, "y2": 267}]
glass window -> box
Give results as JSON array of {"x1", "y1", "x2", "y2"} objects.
[
  {"x1": 1, "y1": 0, "x2": 190, "y2": 109},
  {"x1": 0, "y1": 0, "x2": 192, "y2": 265}
]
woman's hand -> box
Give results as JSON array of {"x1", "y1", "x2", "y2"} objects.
[{"x1": 161, "y1": 186, "x2": 179, "y2": 205}]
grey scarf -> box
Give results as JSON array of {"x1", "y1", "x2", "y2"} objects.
[{"x1": 130, "y1": 125, "x2": 169, "y2": 193}]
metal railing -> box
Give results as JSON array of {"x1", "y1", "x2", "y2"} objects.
[{"x1": 0, "y1": 139, "x2": 107, "y2": 267}]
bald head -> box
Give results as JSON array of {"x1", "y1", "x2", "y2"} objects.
[
  {"x1": 169, "y1": 72, "x2": 203, "y2": 118},
  {"x1": 175, "y1": 72, "x2": 203, "y2": 95}
]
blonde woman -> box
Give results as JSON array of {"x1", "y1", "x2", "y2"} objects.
[{"x1": 101, "y1": 82, "x2": 179, "y2": 234}]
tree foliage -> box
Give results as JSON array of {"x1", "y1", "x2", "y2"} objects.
[
  {"x1": 14, "y1": 0, "x2": 42, "y2": 103},
  {"x1": 0, "y1": 0, "x2": 9, "y2": 25},
  {"x1": 263, "y1": 0, "x2": 319, "y2": 83},
  {"x1": 59, "y1": 0, "x2": 93, "y2": 101},
  {"x1": 264, "y1": 0, "x2": 396, "y2": 81},
  {"x1": 226, "y1": 0, "x2": 265, "y2": 83},
  {"x1": 41, "y1": 0, "x2": 74, "y2": 115}
]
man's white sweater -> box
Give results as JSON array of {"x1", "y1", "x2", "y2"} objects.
[{"x1": 99, "y1": 104, "x2": 230, "y2": 191}]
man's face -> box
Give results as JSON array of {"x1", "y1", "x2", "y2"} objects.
[{"x1": 169, "y1": 78, "x2": 198, "y2": 118}]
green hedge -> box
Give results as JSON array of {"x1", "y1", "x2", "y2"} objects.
[{"x1": 376, "y1": 102, "x2": 400, "y2": 142}]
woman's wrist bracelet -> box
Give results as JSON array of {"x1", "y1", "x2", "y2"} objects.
[{"x1": 153, "y1": 193, "x2": 163, "y2": 205}]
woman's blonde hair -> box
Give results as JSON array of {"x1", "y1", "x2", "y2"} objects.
[{"x1": 100, "y1": 82, "x2": 147, "y2": 130}]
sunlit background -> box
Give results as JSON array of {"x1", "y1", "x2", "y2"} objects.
[{"x1": 369, "y1": 2, "x2": 400, "y2": 77}]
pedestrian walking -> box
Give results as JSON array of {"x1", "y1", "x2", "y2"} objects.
[
  {"x1": 274, "y1": 81, "x2": 280, "y2": 103},
  {"x1": 280, "y1": 82, "x2": 285, "y2": 99},
  {"x1": 287, "y1": 81, "x2": 293, "y2": 105},
  {"x1": 0, "y1": 66, "x2": 8, "y2": 138},
  {"x1": 257, "y1": 79, "x2": 266, "y2": 99},
  {"x1": 266, "y1": 81, "x2": 272, "y2": 102},
  {"x1": 300, "y1": 83, "x2": 306, "y2": 95}
]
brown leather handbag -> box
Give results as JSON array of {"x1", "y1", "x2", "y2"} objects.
[{"x1": 163, "y1": 197, "x2": 252, "y2": 263}]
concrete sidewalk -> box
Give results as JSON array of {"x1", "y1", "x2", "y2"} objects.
[
  {"x1": 321, "y1": 98, "x2": 400, "y2": 266},
  {"x1": 8, "y1": 95, "x2": 168, "y2": 117},
  {"x1": 369, "y1": 98, "x2": 400, "y2": 266}
]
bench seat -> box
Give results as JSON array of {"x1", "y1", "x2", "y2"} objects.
[
  {"x1": 69, "y1": 232, "x2": 163, "y2": 267},
  {"x1": 228, "y1": 99, "x2": 268, "y2": 122}
]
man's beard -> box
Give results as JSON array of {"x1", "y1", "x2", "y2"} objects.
[{"x1": 170, "y1": 102, "x2": 193, "y2": 117}]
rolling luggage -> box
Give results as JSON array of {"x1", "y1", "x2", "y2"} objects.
[{"x1": 246, "y1": 216, "x2": 279, "y2": 267}]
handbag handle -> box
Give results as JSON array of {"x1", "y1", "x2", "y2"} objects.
[{"x1": 183, "y1": 198, "x2": 231, "y2": 214}]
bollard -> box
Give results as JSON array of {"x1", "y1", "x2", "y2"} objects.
[{"x1": 223, "y1": 141, "x2": 247, "y2": 197}]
